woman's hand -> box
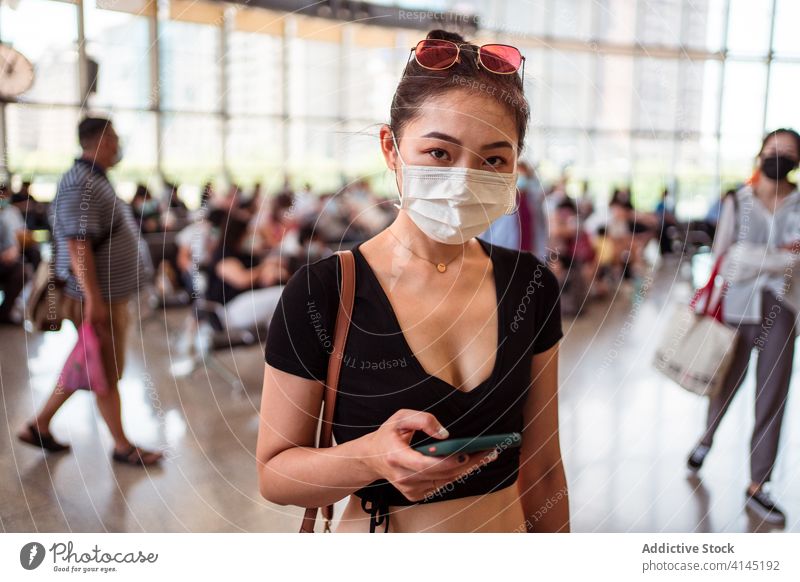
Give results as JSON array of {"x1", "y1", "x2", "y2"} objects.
[
  {"x1": 258, "y1": 258, "x2": 289, "y2": 286},
  {"x1": 362, "y1": 409, "x2": 500, "y2": 502}
]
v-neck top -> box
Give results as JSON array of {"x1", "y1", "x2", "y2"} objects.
[{"x1": 265, "y1": 238, "x2": 563, "y2": 530}]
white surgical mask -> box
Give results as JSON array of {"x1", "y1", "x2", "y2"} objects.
[{"x1": 391, "y1": 132, "x2": 518, "y2": 245}]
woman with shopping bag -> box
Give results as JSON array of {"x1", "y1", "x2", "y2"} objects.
[{"x1": 686, "y1": 128, "x2": 800, "y2": 527}]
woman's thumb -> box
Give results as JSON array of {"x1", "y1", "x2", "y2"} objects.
[{"x1": 392, "y1": 409, "x2": 449, "y2": 439}]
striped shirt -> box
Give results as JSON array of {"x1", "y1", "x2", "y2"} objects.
[{"x1": 51, "y1": 158, "x2": 144, "y2": 301}]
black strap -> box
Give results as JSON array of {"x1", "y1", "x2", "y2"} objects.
[{"x1": 360, "y1": 495, "x2": 390, "y2": 533}]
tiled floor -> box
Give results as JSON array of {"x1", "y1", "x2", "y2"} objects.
[{"x1": 2, "y1": 254, "x2": 798, "y2": 532}]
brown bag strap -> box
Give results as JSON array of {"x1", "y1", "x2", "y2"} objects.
[{"x1": 299, "y1": 250, "x2": 356, "y2": 533}]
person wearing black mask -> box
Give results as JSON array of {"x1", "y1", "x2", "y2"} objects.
[{"x1": 686, "y1": 128, "x2": 800, "y2": 527}]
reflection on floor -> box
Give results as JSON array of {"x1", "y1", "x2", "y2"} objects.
[{"x1": 1, "y1": 255, "x2": 798, "y2": 532}]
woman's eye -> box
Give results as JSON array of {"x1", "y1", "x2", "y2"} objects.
[
  {"x1": 427, "y1": 149, "x2": 450, "y2": 161},
  {"x1": 485, "y1": 156, "x2": 506, "y2": 168}
]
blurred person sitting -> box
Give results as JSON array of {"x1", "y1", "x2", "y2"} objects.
[
  {"x1": 206, "y1": 216, "x2": 288, "y2": 331},
  {"x1": 175, "y1": 208, "x2": 227, "y2": 300},
  {"x1": 16, "y1": 116, "x2": 162, "y2": 466},
  {"x1": 654, "y1": 187, "x2": 679, "y2": 255},
  {"x1": 0, "y1": 194, "x2": 24, "y2": 324},
  {"x1": 258, "y1": 192, "x2": 295, "y2": 250},
  {"x1": 1, "y1": 182, "x2": 40, "y2": 270},
  {"x1": 549, "y1": 197, "x2": 597, "y2": 313},
  {"x1": 520, "y1": 161, "x2": 550, "y2": 261},
  {"x1": 130, "y1": 184, "x2": 162, "y2": 233},
  {"x1": 346, "y1": 179, "x2": 393, "y2": 237},
  {"x1": 284, "y1": 221, "x2": 333, "y2": 275},
  {"x1": 238, "y1": 182, "x2": 263, "y2": 218},
  {"x1": 13, "y1": 179, "x2": 50, "y2": 231}
]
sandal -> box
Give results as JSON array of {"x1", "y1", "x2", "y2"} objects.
[
  {"x1": 17, "y1": 423, "x2": 71, "y2": 453},
  {"x1": 112, "y1": 445, "x2": 163, "y2": 467}
]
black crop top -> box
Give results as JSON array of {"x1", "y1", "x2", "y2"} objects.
[{"x1": 264, "y1": 238, "x2": 563, "y2": 532}]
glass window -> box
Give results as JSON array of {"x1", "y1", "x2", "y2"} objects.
[
  {"x1": 548, "y1": 52, "x2": 593, "y2": 129},
  {"x1": 726, "y1": 0, "x2": 773, "y2": 57},
  {"x1": 339, "y1": 121, "x2": 385, "y2": 181},
  {"x1": 594, "y1": 0, "x2": 636, "y2": 45},
  {"x1": 288, "y1": 37, "x2": 341, "y2": 119},
  {"x1": 83, "y1": 0, "x2": 152, "y2": 109},
  {"x1": 634, "y1": 58, "x2": 679, "y2": 133},
  {"x1": 159, "y1": 19, "x2": 222, "y2": 113},
  {"x1": 549, "y1": 0, "x2": 593, "y2": 42},
  {"x1": 595, "y1": 56, "x2": 634, "y2": 132},
  {"x1": 585, "y1": 135, "x2": 632, "y2": 204},
  {"x1": 105, "y1": 110, "x2": 157, "y2": 184},
  {"x1": 635, "y1": 0, "x2": 682, "y2": 48},
  {"x1": 160, "y1": 113, "x2": 223, "y2": 183},
  {"x1": 719, "y1": 61, "x2": 768, "y2": 137},
  {"x1": 772, "y1": 0, "x2": 800, "y2": 57},
  {"x1": 682, "y1": 0, "x2": 727, "y2": 51},
  {"x1": 674, "y1": 137, "x2": 719, "y2": 220},
  {"x1": 0, "y1": 0, "x2": 80, "y2": 104},
  {"x1": 676, "y1": 59, "x2": 722, "y2": 136},
  {"x1": 227, "y1": 29, "x2": 283, "y2": 116},
  {"x1": 288, "y1": 120, "x2": 340, "y2": 191},
  {"x1": 344, "y1": 29, "x2": 403, "y2": 122},
  {"x1": 494, "y1": 0, "x2": 548, "y2": 37},
  {"x1": 718, "y1": 133, "x2": 759, "y2": 185},
  {"x1": 630, "y1": 138, "x2": 675, "y2": 210},
  {"x1": 765, "y1": 63, "x2": 800, "y2": 131},
  {"x1": 5, "y1": 104, "x2": 80, "y2": 193},
  {"x1": 226, "y1": 117, "x2": 284, "y2": 185}
]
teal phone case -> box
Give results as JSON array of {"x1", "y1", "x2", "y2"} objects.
[{"x1": 413, "y1": 432, "x2": 522, "y2": 457}]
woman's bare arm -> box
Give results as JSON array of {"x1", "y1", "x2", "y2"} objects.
[
  {"x1": 256, "y1": 364, "x2": 379, "y2": 507},
  {"x1": 256, "y1": 363, "x2": 489, "y2": 508},
  {"x1": 517, "y1": 343, "x2": 570, "y2": 532},
  {"x1": 216, "y1": 257, "x2": 264, "y2": 290}
]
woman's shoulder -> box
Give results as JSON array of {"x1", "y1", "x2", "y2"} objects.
[
  {"x1": 480, "y1": 239, "x2": 557, "y2": 287},
  {"x1": 280, "y1": 251, "x2": 342, "y2": 305}
]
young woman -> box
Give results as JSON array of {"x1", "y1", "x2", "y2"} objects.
[
  {"x1": 257, "y1": 30, "x2": 569, "y2": 533},
  {"x1": 688, "y1": 128, "x2": 800, "y2": 526}
]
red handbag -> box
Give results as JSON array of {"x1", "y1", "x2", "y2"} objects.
[{"x1": 299, "y1": 250, "x2": 356, "y2": 533}]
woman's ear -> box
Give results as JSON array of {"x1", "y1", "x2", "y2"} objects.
[{"x1": 379, "y1": 124, "x2": 398, "y2": 171}]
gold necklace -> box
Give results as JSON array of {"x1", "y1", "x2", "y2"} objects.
[{"x1": 386, "y1": 228, "x2": 463, "y2": 273}]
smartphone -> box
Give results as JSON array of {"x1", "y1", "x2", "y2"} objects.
[{"x1": 413, "y1": 432, "x2": 522, "y2": 457}]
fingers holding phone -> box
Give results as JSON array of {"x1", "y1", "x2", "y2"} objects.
[{"x1": 363, "y1": 411, "x2": 514, "y2": 502}]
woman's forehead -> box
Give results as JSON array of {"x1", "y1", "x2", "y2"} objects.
[
  {"x1": 763, "y1": 133, "x2": 799, "y2": 154},
  {"x1": 403, "y1": 91, "x2": 519, "y2": 149}
]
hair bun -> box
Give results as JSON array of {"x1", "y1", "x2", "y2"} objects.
[{"x1": 426, "y1": 29, "x2": 467, "y2": 44}]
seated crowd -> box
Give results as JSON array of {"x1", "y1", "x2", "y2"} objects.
[{"x1": 0, "y1": 165, "x2": 726, "y2": 329}]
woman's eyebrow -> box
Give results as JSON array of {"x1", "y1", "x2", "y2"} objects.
[
  {"x1": 420, "y1": 132, "x2": 513, "y2": 151},
  {"x1": 421, "y1": 131, "x2": 462, "y2": 145},
  {"x1": 481, "y1": 140, "x2": 513, "y2": 150}
]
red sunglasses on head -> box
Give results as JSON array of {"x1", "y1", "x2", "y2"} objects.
[{"x1": 411, "y1": 39, "x2": 525, "y2": 79}]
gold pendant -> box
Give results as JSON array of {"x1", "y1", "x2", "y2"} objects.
[{"x1": 437, "y1": 263, "x2": 447, "y2": 273}]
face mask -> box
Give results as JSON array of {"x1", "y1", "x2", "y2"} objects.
[
  {"x1": 391, "y1": 132, "x2": 518, "y2": 245},
  {"x1": 761, "y1": 155, "x2": 798, "y2": 181},
  {"x1": 0, "y1": 197, "x2": 8, "y2": 209}
]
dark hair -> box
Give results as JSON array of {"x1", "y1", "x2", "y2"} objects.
[
  {"x1": 78, "y1": 117, "x2": 112, "y2": 148},
  {"x1": 133, "y1": 184, "x2": 150, "y2": 201},
  {"x1": 271, "y1": 192, "x2": 294, "y2": 222},
  {"x1": 390, "y1": 29, "x2": 529, "y2": 150},
  {"x1": 217, "y1": 216, "x2": 249, "y2": 257},
  {"x1": 759, "y1": 128, "x2": 800, "y2": 156}
]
